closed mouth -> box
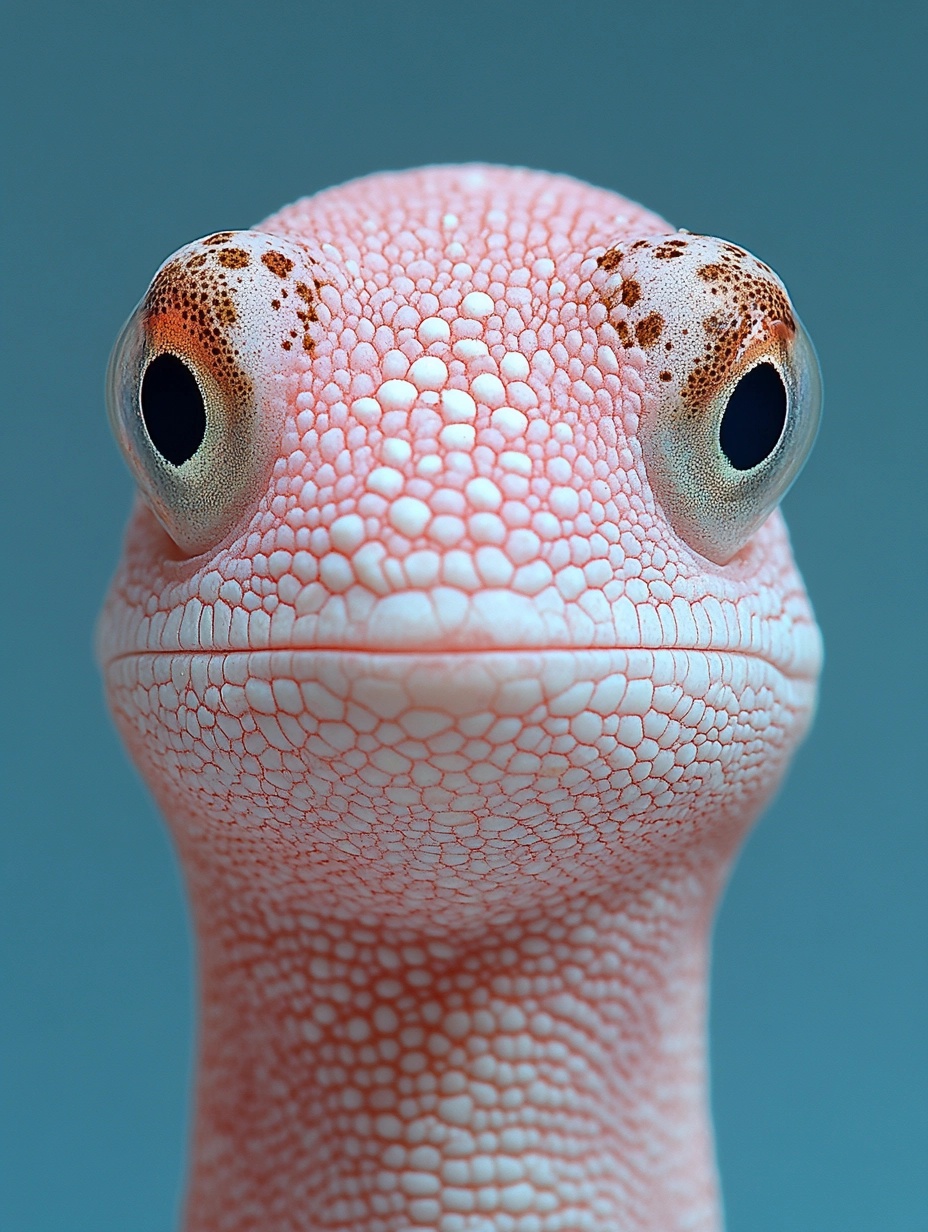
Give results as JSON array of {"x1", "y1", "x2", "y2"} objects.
[{"x1": 101, "y1": 640, "x2": 821, "y2": 685}]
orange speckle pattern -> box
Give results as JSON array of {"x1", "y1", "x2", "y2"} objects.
[
  {"x1": 262, "y1": 248, "x2": 297, "y2": 278},
  {"x1": 596, "y1": 233, "x2": 797, "y2": 413},
  {"x1": 217, "y1": 246, "x2": 251, "y2": 269}
]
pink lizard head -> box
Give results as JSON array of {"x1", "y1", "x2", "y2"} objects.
[{"x1": 100, "y1": 167, "x2": 822, "y2": 935}]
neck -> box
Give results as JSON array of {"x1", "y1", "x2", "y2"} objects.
[{"x1": 181, "y1": 860, "x2": 724, "y2": 1232}]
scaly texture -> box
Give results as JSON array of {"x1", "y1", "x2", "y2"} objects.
[{"x1": 99, "y1": 166, "x2": 821, "y2": 1232}]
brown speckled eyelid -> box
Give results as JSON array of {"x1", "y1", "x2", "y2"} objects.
[
  {"x1": 596, "y1": 235, "x2": 796, "y2": 415},
  {"x1": 144, "y1": 249, "x2": 254, "y2": 407},
  {"x1": 106, "y1": 231, "x2": 329, "y2": 555},
  {"x1": 591, "y1": 233, "x2": 821, "y2": 564}
]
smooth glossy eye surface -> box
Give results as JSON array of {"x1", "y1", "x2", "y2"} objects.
[
  {"x1": 595, "y1": 233, "x2": 822, "y2": 564},
  {"x1": 107, "y1": 230, "x2": 323, "y2": 555}
]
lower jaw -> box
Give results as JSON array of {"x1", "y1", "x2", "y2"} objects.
[
  {"x1": 106, "y1": 644, "x2": 813, "y2": 929},
  {"x1": 104, "y1": 646, "x2": 813, "y2": 1230}
]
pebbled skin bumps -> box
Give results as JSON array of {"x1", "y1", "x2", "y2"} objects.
[{"x1": 99, "y1": 167, "x2": 821, "y2": 1232}]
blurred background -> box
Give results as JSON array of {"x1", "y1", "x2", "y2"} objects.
[{"x1": 2, "y1": 2, "x2": 925, "y2": 1229}]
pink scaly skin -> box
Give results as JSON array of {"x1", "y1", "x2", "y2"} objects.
[{"x1": 99, "y1": 166, "x2": 822, "y2": 1232}]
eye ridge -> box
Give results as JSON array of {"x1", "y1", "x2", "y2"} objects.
[
  {"x1": 140, "y1": 353, "x2": 207, "y2": 467},
  {"x1": 718, "y1": 362, "x2": 788, "y2": 472}
]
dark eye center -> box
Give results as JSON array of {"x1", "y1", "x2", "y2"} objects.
[
  {"x1": 719, "y1": 362, "x2": 787, "y2": 471},
  {"x1": 141, "y1": 353, "x2": 207, "y2": 466}
]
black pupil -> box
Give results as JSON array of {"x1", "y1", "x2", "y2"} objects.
[
  {"x1": 719, "y1": 362, "x2": 787, "y2": 471},
  {"x1": 140, "y1": 353, "x2": 207, "y2": 466}
]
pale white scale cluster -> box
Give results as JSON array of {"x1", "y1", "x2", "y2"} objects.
[
  {"x1": 110, "y1": 643, "x2": 814, "y2": 919},
  {"x1": 105, "y1": 170, "x2": 820, "y2": 681},
  {"x1": 100, "y1": 167, "x2": 822, "y2": 1232}
]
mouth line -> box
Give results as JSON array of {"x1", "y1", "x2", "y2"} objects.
[{"x1": 102, "y1": 641, "x2": 819, "y2": 684}]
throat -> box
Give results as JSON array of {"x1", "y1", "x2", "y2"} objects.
[{"x1": 182, "y1": 875, "x2": 723, "y2": 1232}]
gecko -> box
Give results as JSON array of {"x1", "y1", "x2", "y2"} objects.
[{"x1": 99, "y1": 165, "x2": 822, "y2": 1232}]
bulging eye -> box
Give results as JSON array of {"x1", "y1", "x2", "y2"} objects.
[
  {"x1": 596, "y1": 233, "x2": 822, "y2": 564},
  {"x1": 107, "y1": 230, "x2": 322, "y2": 555}
]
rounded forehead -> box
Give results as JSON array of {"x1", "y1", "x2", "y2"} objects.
[
  {"x1": 102, "y1": 167, "x2": 818, "y2": 678},
  {"x1": 262, "y1": 165, "x2": 670, "y2": 285},
  {"x1": 244, "y1": 168, "x2": 670, "y2": 538}
]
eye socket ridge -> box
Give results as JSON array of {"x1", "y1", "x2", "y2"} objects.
[
  {"x1": 107, "y1": 229, "x2": 324, "y2": 558},
  {"x1": 637, "y1": 317, "x2": 822, "y2": 566},
  {"x1": 591, "y1": 229, "x2": 822, "y2": 564},
  {"x1": 106, "y1": 307, "x2": 259, "y2": 558}
]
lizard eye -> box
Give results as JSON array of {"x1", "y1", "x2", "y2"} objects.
[
  {"x1": 718, "y1": 360, "x2": 787, "y2": 471},
  {"x1": 106, "y1": 230, "x2": 321, "y2": 556},
  {"x1": 598, "y1": 233, "x2": 822, "y2": 564},
  {"x1": 140, "y1": 353, "x2": 207, "y2": 466}
]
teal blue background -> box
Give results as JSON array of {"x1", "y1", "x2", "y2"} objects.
[{"x1": 3, "y1": 2, "x2": 925, "y2": 1228}]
